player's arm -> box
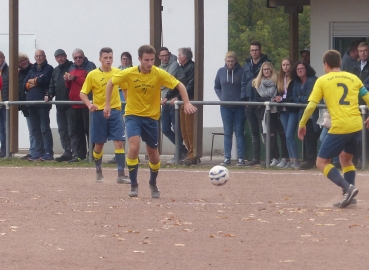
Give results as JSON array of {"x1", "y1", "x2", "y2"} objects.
[
  {"x1": 104, "y1": 79, "x2": 114, "y2": 118},
  {"x1": 297, "y1": 101, "x2": 318, "y2": 141},
  {"x1": 176, "y1": 82, "x2": 197, "y2": 114},
  {"x1": 80, "y1": 92, "x2": 97, "y2": 112}
]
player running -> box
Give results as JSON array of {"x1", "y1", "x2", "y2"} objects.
[
  {"x1": 80, "y1": 47, "x2": 130, "y2": 184},
  {"x1": 104, "y1": 45, "x2": 197, "y2": 198},
  {"x1": 298, "y1": 50, "x2": 369, "y2": 208}
]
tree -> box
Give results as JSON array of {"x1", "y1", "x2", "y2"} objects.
[{"x1": 229, "y1": 0, "x2": 310, "y2": 66}]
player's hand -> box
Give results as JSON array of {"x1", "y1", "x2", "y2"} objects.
[
  {"x1": 365, "y1": 117, "x2": 369, "y2": 129},
  {"x1": 160, "y1": 98, "x2": 168, "y2": 106},
  {"x1": 183, "y1": 102, "x2": 197, "y2": 114},
  {"x1": 298, "y1": 127, "x2": 306, "y2": 141},
  {"x1": 88, "y1": 104, "x2": 98, "y2": 112},
  {"x1": 103, "y1": 106, "x2": 111, "y2": 118}
]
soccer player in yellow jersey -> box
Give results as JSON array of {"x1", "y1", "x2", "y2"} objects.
[
  {"x1": 80, "y1": 47, "x2": 131, "y2": 185},
  {"x1": 298, "y1": 50, "x2": 369, "y2": 208},
  {"x1": 105, "y1": 45, "x2": 197, "y2": 198}
]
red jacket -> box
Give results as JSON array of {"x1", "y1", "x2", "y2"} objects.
[{"x1": 65, "y1": 57, "x2": 96, "y2": 108}]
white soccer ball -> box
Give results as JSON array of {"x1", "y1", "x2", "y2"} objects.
[{"x1": 209, "y1": 165, "x2": 229, "y2": 186}]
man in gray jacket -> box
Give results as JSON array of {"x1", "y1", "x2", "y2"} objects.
[
  {"x1": 341, "y1": 39, "x2": 363, "y2": 74},
  {"x1": 158, "y1": 47, "x2": 187, "y2": 164}
]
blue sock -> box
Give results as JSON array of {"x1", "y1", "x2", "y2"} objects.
[
  {"x1": 115, "y1": 152, "x2": 126, "y2": 177},
  {"x1": 325, "y1": 165, "x2": 350, "y2": 191},
  {"x1": 343, "y1": 166, "x2": 356, "y2": 186}
]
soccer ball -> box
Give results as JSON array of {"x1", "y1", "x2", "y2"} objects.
[{"x1": 209, "y1": 165, "x2": 229, "y2": 186}]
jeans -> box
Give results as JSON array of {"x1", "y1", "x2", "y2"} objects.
[
  {"x1": 0, "y1": 107, "x2": 6, "y2": 154},
  {"x1": 28, "y1": 106, "x2": 54, "y2": 156},
  {"x1": 280, "y1": 111, "x2": 299, "y2": 159},
  {"x1": 57, "y1": 107, "x2": 77, "y2": 157},
  {"x1": 220, "y1": 106, "x2": 246, "y2": 160},
  {"x1": 161, "y1": 104, "x2": 183, "y2": 146},
  {"x1": 245, "y1": 106, "x2": 262, "y2": 161},
  {"x1": 320, "y1": 127, "x2": 339, "y2": 164},
  {"x1": 25, "y1": 115, "x2": 37, "y2": 156}
]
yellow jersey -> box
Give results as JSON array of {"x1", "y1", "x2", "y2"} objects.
[
  {"x1": 81, "y1": 67, "x2": 126, "y2": 110},
  {"x1": 111, "y1": 66, "x2": 179, "y2": 120},
  {"x1": 308, "y1": 71, "x2": 364, "y2": 134}
]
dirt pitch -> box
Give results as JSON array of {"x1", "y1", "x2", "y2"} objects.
[{"x1": 1, "y1": 166, "x2": 369, "y2": 270}]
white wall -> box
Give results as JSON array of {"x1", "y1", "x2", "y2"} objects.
[
  {"x1": 0, "y1": 0, "x2": 227, "y2": 153},
  {"x1": 310, "y1": 0, "x2": 369, "y2": 76}
]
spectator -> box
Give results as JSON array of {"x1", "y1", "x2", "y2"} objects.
[
  {"x1": 107, "y1": 51, "x2": 133, "y2": 165},
  {"x1": 300, "y1": 48, "x2": 310, "y2": 64},
  {"x1": 176, "y1": 47, "x2": 198, "y2": 166},
  {"x1": 0, "y1": 51, "x2": 8, "y2": 157},
  {"x1": 214, "y1": 51, "x2": 245, "y2": 166},
  {"x1": 18, "y1": 53, "x2": 36, "y2": 159},
  {"x1": 341, "y1": 39, "x2": 365, "y2": 73},
  {"x1": 275, "y1": 58, "x2": 300, "y2": 169},
  {"x1": 105, "y1": 44, "x2": 197, "y2": 198},
  {"x1": 47, "y1": 49, "x2": 75, "y2": 162},
  {"x1": 23, "y1": 50, "x2": 54, "y2": 161},
  {"x1": 291, "y1": 61, "x2": 319, "y2": 170},
  {"x1": 158, "y1": 47, "x2": 187, "y2": 164},
  {"x1": 80, "y1": 47, "x2": 130, "y2": 184},
  {"x1": 252, "y1": 61, "x2": 286, "y2": 166},
  {"x1": 65, "y1": 48, "x2": 96, "y2": 162},
  {"x1": 353, "y1": 42, "x2": 369, "y2": 82},
  {"x1": 240, "y1": 41, "x2": 271, "y2": 166}
]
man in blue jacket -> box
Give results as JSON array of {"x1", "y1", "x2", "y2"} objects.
[
  {"x1": 240, "y1": 41, "x2": 271, "y2": 166},
  {"x1": 23, "y1": 50, "x2": 54, "y2": 161}
]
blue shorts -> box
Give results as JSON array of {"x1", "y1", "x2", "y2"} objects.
[
  {"x1": 318, "y1": 131, "x2": 361, "y2": 159},
  {"x1": 125, "y1": 115, "x2": 158, "y2": 148},
  {"x1": 91, "y1": 109, "x2": 125, "y2": 143}
]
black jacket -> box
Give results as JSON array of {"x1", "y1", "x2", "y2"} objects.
[
  {"x1": 1, "y1": 63, "x2": 9, "y2": 102},
  {"x1": 166, "y1": 59, "x2": 195, "y2": 100},
  {"x1": 240, "y1": 54, "x2": 271, "y2": 101},
  {"x1": 18, "y1": 63, "x2": 33, "y2": 116},
  {"x1": 48, "y1": 60, "x2": 73, "y2": 111}
]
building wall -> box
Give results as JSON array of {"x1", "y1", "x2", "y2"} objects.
[
  {"x1": 310, "y1": 0, "x2": 369, "y2": 76},
  {"x1": 0, "y1": 0, "x2": 228, "y2": 156}
]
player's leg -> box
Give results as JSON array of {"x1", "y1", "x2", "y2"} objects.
[
  {"x1": 108, "y1": 109, "x2": 130, "y2": 184},
  {"x1": 141, "y1": 117, "x2": 160, "y2": 198},
  {"x1": 91, "y1": 111, "x2": 108, "y2": 182},
  {"x1": 125, "y1": 116, "x2": 141, "y2": 197},
  {"x1": 340, "y1": 131, "x2": 361, "y2": 189}
]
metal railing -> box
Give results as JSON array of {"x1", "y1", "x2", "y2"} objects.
[{"x1": 0, "y1": 100, "x2": 367, "y2": 169}]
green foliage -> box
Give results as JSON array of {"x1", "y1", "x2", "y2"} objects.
[{"x1": 229, "y1": 0, "x2": 310, "y2": 67}]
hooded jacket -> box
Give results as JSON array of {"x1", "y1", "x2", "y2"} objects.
[
  {"x1": 23, "y1": 60, "x2": 53, "y2": 107},
  {"x1": 66, "y1": 57, "x2": 96, "y2": 108},
  {"x1": 341, "y1": 51, "x2": 358, "y2": 74},
  {"x1": 48, "y1": 59, "x2": 73, "y2": 111},
  {"x1": 159, "y1": 54, "x2": 185, "y2": 99},
  {"x1": 214, "y1": 61, "x2": 243, "y2": 107},
  {"x1": 240, "y1": 54, "x2": 271, "y2": 102},
  {"x1": 0, "y1": 63, "x2": 9, "y2": 102}
]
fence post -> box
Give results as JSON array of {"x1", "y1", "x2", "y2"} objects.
[
  {"x1": 5, "y1": 101, "x2": 10, "y2": 158},
  {"x1": 174, "y1": 101, "x2": 181, "y2": 165},
  {"x1": 360, "y1": 105, "x2": 367, "y2": 170},
  {"x1": 265, "y1": 102, "x2": 271, "y2": 168}
]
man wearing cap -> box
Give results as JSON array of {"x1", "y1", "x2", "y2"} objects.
[
  {"x1": 47, "y1": 49, "x2": 75, "y2": 162},
  {"x1": 300, "y1": 48, "x2": 310, "y2": 64}
]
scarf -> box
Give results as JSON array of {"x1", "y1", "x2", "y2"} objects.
[{"x1": 257, "y1": 79, "x2": 277, "y2": 98}]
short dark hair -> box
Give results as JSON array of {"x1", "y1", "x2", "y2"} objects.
[
  {"x1": 250, "y1": 41, "x2": 261, "y2": 50},
  {"x1": 138, "y1": 45, "x2": 156, "y2": 58},
  {"x1": 158, "y1": 47, "x2": 169, "y2": 54},
  {"x1": 100, "y1": 47, "x2": 113, "y2": 57},
  {"x1": 291, "y1": 61, "x2": 316, "y2": 81},
  {"x1": 350, "y1": 38, "x2": 367, "y2": 52},
  {"x1": 323, "y1": 50, "x2": 341, "y2": 68}
]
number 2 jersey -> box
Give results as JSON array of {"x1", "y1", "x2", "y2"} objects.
[{"x1": 308, "y1": 71, "x2": 368, "y2": 134}]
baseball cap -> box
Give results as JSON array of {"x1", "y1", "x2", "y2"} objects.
[
  {"x1": 300, "y1": 48, "x2": 310, "y2": 55},
  {"x1": 54, "y1": 49, "x2": 66, "y2": 57}
]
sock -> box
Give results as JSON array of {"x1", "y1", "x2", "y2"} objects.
[
  {"x1": 149, "y1": 161, "x2": 161, "y2": 185},
  {"x1": 93, "y1": 150, "x2": 103, "y2": 174},
  {"x1": 343, "y1": 165, "x2": 356, "y2": 186},
  {"x1": 324, "y1": 164, "x2": 350, "y2": 191},
  {"x1": 115, "y1": 149, "x2": 125, "y2": 177},
  {"x1": 127, "y1": 157, "x2": 139, "y2": 186}
]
